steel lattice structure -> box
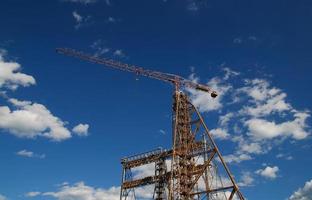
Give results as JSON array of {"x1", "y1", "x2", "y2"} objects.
[{"x1": 57, "y1": 48, "x2": 245, "y2": 200}]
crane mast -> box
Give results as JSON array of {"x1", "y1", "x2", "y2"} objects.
[{"x1": 56, "y1": 48, "x2": 244, "y2": 200}]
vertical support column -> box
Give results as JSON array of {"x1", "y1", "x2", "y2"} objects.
[
  {"x1": 171, "y1": 91, "x2": 196, "y2": 200},
  {"x1": 202, "y1": 134, "x2": 210, "y2": 200},
  {"x1": 154, "y1": 157, "x2": 167, "y2": 200},
  {"x1": 120, "y1": 164, "x2": 136, "y2": 200},
  {"x1": 120, "y1": 164, "x2": 125, "y2": 200}
]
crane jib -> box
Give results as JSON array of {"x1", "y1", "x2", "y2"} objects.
[{"x1": 56, "y1": 48, "x2": 218, "y2": 98}]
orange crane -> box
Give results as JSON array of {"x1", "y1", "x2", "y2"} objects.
[
  {"x1": 56, "y1": 48, "x2": 218, "y2": 97},
  {"x1": 56, "y1": 48, "x2": 244, "y2": 200}
]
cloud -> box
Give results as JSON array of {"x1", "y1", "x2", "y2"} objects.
[
  {"x1": 239, "y1": 141, "x2": 263, "y2": 154},
  {"x1": 276, "y1": 153, "x2": 293, "y2": 160},
  {"x1": 187, "y1": 2, "x2": 199, "y2": 11},
  {"x1": 228, "y1": 78, "x2": 309, "y2": 156},
  {"x1": 248, "y1": 36, "x2": 257, "y2": 41},
  {"x1": 255, "y1": 166, "x2": 279, "y2": 179},
  {"x1": 107, "y1": 17, "x2": 117, "y2": 23},
  {"x1": 0, "y1": 48, "x2": 8, "y2": 59},
  {"x1": 233, "y1": 36, "x2": 258, "y2": 44},
  {"x1": 72, "y1": 11, "x2": 91, "y2": 29},
  {"x1": 105, "y1": 0, "x2": 111, "y2": 6},
  {"x1": 72, "y1": 11, "x2": 82, "y2": 23},
  {"x1": 239, "y1": 79, "x2": 291, "y2": 117},
  {"x1": 90, "y1": 40, "x2": 126, "y2": 58},
  {"x1": 9, "y1": 98, "x2": 31, "y2": 106},
  {"x1": 25, "y1": 191, "x2": 41, "y2": 197},
  {"x1": 42, "y1": 182, "x2": 120, "y2": 200},
  {"x1": 219, "y1": 112, "x2": 234, "y2": 127},
  {"x1": 159, "y1": 129, "x2": 166, "y2": 135},
  {"x1": 223, "y1": 153, "x2": 252, "y2": 164},
  {"x1": 72, "y1": 124, "x2": 89, "y2": 136},
  {"x1": 17, "y1": 149, "x2": 35, "y2": 157},
  {"x1": 186, "y1": 0, "x2": 209, "y2": 12},
  {"x1": 210, "y1": 128, "x2": 230, "y2": 140},
  {"x1": 245, "y1": 111, "x2": 310, "y2": 140},
  {"x1": 187, "y1": 68, "x2": 310, "y2": 168},
  {"x1": 90, "y1": 40, "x2": 110, "y2": 57},
  {"x1": 132, "y1": 163, "x2": 155, "y2": 179},
  {"x1": 0, "y1": 51, "x2": 89, "y2": 142},
  {"x1": 222, "y1": 67, "x2": 240, "y2": 80},
  {"x1": 238, "y1": 171, "x2": 254, "y2": 187},
  {"x1": 0, "y1": 99, "x2": 72, "y2": 141},
  {"x1": 63, "y1": 0, "x2": 97, "y2": 4},
  {"x1": 288, "y1": 179, "x2": 312, "y2": 200},
  {"x1": 113, "y1": 49, "x2": 125, "y2": 57},
  {"x1": 0, "y1": 194, "x2": 7, "y2": 200},
  {"x1": 0, "y1": 52, "x2": 35, "y2": 90},
  {"x1": 37, "y1": 181, "x2": 153, "y2": 200},
  {"x1": 233, "y1": 38, "x2": 242, "y2": 44},
  {"x1": 16, "y1": 149, "x2": 45, "y2": 159}
]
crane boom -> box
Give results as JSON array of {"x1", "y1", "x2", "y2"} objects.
[{"x1": 56, "y1": 48, "x2": 217, "y2": 98}]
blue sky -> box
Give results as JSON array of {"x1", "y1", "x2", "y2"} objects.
[{"x1": 0, "y1": 0, "x2": 312, "y2": 199}]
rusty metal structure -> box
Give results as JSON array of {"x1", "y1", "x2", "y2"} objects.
[{"x1": 57, "y1": 48, "x2": 245, "y2": 200}]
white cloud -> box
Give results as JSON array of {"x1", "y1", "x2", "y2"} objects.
[
  {"x1": 238, "y1": 171, "x2": 254, "y2": 187},
  {"x1": 25, "y1": 191, "x2": 41, "y2": 197},
  {"x1": 248, "y1": 36, "x2": 257, "y2": 41},
  {"x1": 187, "y1": 2, "x2": 199, "y2": 11},
  {"x1": 0, "y1": 52, "x2": 89, "y2": 142},
  {"x1": 226, "y1": 78, "x2": 311, "y2": 158},
  {"x1": 0, "y1": 194, "x2": 7, "y2": 200},
  {"x1": 72, "y1": 11, "x2": 90, "y2": 29},
  {"x1": 233, "y1": 37, "x2": 242, "y2": 44},
  {"x1": 0, "y1": 53, "x2": 36, "y2": 90},
  {"x1": 107, "y1": 17, "x2": 116, "y2": 23},
  {"x1": 159, "y1": 129, "x2": 166, "y2": 135},
  {"x1": 90, "y1": 40, "x2": 110, "y2": 57},
  {"x1": 72, "y1": 11, "x2": 82, "y2": 23},
  {"x1": 239, "y1": 79, "x2": 291, "y2": 117},
  {"x1": 113, "y1": 49, "x2": 125, "y2": 57},
  {"x1": 276, "y1": 153, "x2": 293, "y2": 160},
  {"x1": 43, "y1": 182, "x2": 120, "y2": 200},
  {"x1": 210, "y1": 128, "x2": 230, "y2": 140},
  {"x1": 16, "y1": 149, "x2": 45, "y2": 159},
  {"x1": 222, "y1": 67, "x2": 240, "y2": 80},
  {"x1": 72, "y1": 124, "x2": 89, "y2": 136},
  {"x1": 245, "y1": 111, "x2": 310, "y2": 140},
  {"x1": 207, "y1": 191, "x2": 232, "y2": 199},
  {"x1": 0, "y1": 48, "x2": 8, "y2": 60},
  {"x1": 187, "y1": 69, "x2": 310, "y2": 169},
  {"x1": 233, "y1": 36, "x2": 257, "y2": 44},
  {"x1": 39, "y1": 181, "x2": 153, "y2": 200},
  {"x1": 17, "y1": 149, "x2": 33, "y2": 157},
  {"x1": 288, "y1": 179, "x2": 312, "y2": 200},
  {"x1": 223, "y1": 153, "x2": 252, "y2": 164},
  {"x1": 256, "y1": 166, "x2": 279, "y2": 179},
  {"x1": 105, "y1": 0, "x2": 111, "y2": 5},
  {"x1": 240, "y1": 79, "x2": 280, "y2": 102},
  {"x1": 132, "y1": 163, "x2": 155, "y2": 179},
  {"x1": 239, "y1": 142, "x2": 263, "y2": 154},
  {"x1": 0, "y1": 98, "x2": 71, "y2": 141},
  {"x1": 9, "y1": 98, "x2": 31, "y2": 106},
  {"x1": 219, "y1": 112, "x2": 234, "y2": 127}
]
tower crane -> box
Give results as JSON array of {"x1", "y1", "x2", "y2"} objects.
[
  {"x1": 56, "y1": 48, "x2": 218, "y2": 97},
  {"x1": 56, "y1": 47, "x2": 244, "y2": 200}
]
